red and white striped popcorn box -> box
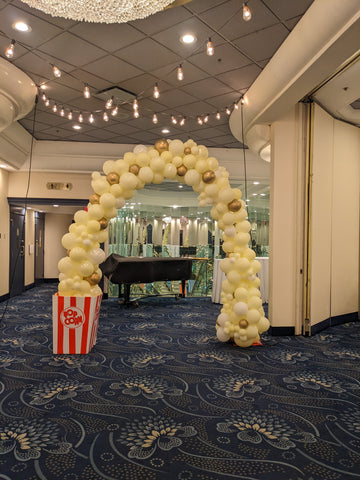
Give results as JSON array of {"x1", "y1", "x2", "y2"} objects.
[{"x1": 52, "y1": 293, "x2": 102, "y2": 354}]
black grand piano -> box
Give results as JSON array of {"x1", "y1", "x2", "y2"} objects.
[{"x1": 100, "y1": 254, "x2": 193, "y2": 306}]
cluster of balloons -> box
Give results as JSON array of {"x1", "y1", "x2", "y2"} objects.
[{"x1": 57, "y1": 137, "x2": 269, "y2": 346}]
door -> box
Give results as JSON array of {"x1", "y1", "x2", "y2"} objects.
[
  {"x1": 35, "y1": 212, "x2": 45, "y2": 283},
  {"x1": 9, "y1": 207, "x2": 25, "y2": 297}
]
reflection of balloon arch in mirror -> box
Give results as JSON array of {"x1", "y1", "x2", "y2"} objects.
[{"x1": 57, "y1": 138, "x2": 270, "y2": 347}]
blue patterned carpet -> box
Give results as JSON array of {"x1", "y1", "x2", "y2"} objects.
[{"x1": 0, "y1": 284, "x2": 360, "y2": 480}]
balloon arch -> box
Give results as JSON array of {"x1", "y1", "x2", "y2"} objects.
[{"x1": 58, "y1": 138, "x2": 270, "y2": 347}]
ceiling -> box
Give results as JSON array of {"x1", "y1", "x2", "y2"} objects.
[{"x1": 0, "y1": 0, "x2": 316, "y2": 148}]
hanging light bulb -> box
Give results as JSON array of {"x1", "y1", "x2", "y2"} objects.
[
  {"x1": 105, "y1": 96, "x2": 113, "y2": 109},
  {"x1": 177, "y1": 64, "x2": 184, "y2": 81},
  {"x1": 180, "y1": 117, "x2": 186, "y2": 126},
  {"x1": 60, "y1": 107, "x2": 65, "y2": 117},
  {"x1": 206, "y1": 38, "x2": 214, "y2": 56},
  {"x1": 68, "y1": 110, "x2": 73, "y2": 120},
  {"x1": 204, "y1": 114, "x2": 209, "y2": 123},
  {"x1": 152, "y1": 113, "x2": 158, "y2": 124},
  {"x1": 216, "y1": 111, "x2": 221, "y2": 120},
  {"x1": 133, "y1": 109, "x2": 139, "y2": 118},
  {"x1": 226, "y1": 107, "x2": 231, "y2": 115},
  {"x1": 52, "y1": 103, "x2": 57, "y2": 113},
  {"x1": 52, "y1": 65, "x2": 61, "y2": 78},
  {"x1": 111, "y1": 105, "x2": 118, "y2": 116},
  {"x1": 103, "y1": 111, "x2": 109, "y2": 122},
  {"x1": 83, "y1": 84, "x2": 91, "y2": 98},
  {"x1": 78, "y1": 112, "x2": 83, "y2": 123},
  {"x1": 89, "y1": 113, "x2": 95, "y2": 124},
  {"x1": 45, "y1": 98, "x2": 50, "y2": 107},
  {"x1": 241, "y1": 96, "x2": 246, "y2": 105},
  {"x1": 233, "y1": 101, "x2": 239, "y2": 110},
  {"x1": 243, "y1": 2, "x2": 252, "y2": 21},
  {"x1": 133, "y1": 98, "x2": 138, "y2": 111},
  {"x1": 5, "y1": 40, "x2": 15, "y2": 58},
  {"x1": 153, "y1": 83, "x2": 160, "y2": 99},
  {"x1": 171, "y1": 115, "x2": 177, "y2": 125},
  {"x1": 197, "y1": 116, "x2": 203, "y2": 125},
  {"x1": 41, "y1": 93, "x2": 47, "y2": 102}
]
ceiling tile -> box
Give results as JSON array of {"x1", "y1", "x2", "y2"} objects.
[
  {"x1": 69, "y1": 22, "x2": 146, "y2": 53},
  {"x1": 263, "y1": 0, "x2": 314, "y2": 20},
  {"x1": 81, "y1": 55, "x2": 142, "y2": 85},
  {"x1": 130, "y1": 6, "x2": 192, "y2": 35},
  {"x1": 188, "y1": 43, "x2": 253, "y2": 76},
  {"x1": 114, "y1": 37, "x2": 181, "y2": 71},
  {"x1": 233, "y1": 23, "x2": 289, "y2": 62},
  {"x1": 105, "y1": 123, "x2": 139, "y2": 136},
  {"x1": 175, "y1": 100, "x2": 215, "y2": 116},
  {"x1": 216, "y1": 63, "x2": 262, "y2": 91},
  {"x1": 181, "y1": 77, "x2": 233, "y2": 101},
  {"x1": 39, "y1": 32, "x2": 106, "y2": 67},
  {"x1": 40, "y1": 81, "x2": 79, "y2": 102},
  {"x1": 153, "y1": 88, "x2": 198, "y2": 108},
  {"x1": 186, "y1": 0, "x2": 228, "y2": 14},
  {"x1": 12, "y1": 51, "x2": 73, "y2": 81},
  {"x1": 150, "y1": 61, "x2": 209, "y2": 88}
]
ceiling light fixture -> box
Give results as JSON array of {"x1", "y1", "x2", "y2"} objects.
[
  {"x1": 111, "y1": 106, "x2": 118, "y2": 116},
  {"x1": 180, "y1": 33, "x2": 196, "y2": 44},
  {"x1": 68, "y1": 110, "x2": 73, "y2": 120},
  {"x1": 12, "y1": 21, "x2": 32, "y2": 32},
  {"x1": 133, "y1": 98, "x2": 138, "y2": 110},
  {"x1": 133, "y1": 109, "x2": 139, "y2": 118},
  {"x1": 78, "y1": 112, "x2": 83, "y2": 123},
  {"x1": 206, "y1": 38, "x2": 214, "y2": 56},
  {"x1": 89, "y1": 113, "x2": 95, "y2": 123},
  {"x1": 177, "y1": 64, "x2": 184, "y2": 81},
  {"x1": 72, "y1": 124, "x2": 81, "y2": 130},
  {"x1": 60, "y1": 107, "x2": 65, "y2": 116},
  {"x1": 180, "y1": 117, "x2": 185, "y2": 126},
  {"x1": 83, "y1": 84, "x2": 91, "y2": 98},
  {"x1": 52, "y1": 65, "x2": 61, "y2": 78},
  {"x1": 18, "y1": 0, "x2": 176, "y2": 24},
  {"x1": 152, "y1": 113, "x2": 158, "y2": 124},
  {"x1": 105, "y1": 96, "x2": 113, "y2": 109},
  {"x1": 103, "y1": 111, "x2": 109, "y2": 121},
  {"x1": 5, "y1": 40, "x2": 15, "y2": 59},
  {"x1": 216, "y1": 111, "x2": 221, "y2": 120},
  {"x1": 171, "y1": 115, "x2": 177, "y2": 124},
  {"x1": 162, "y1": 128, "x2": 170, "y2": 134},
  {"x1": 52, "y1": 103, "x2": 57, "y2": 113},
  {"x1": 243, "y1": 2, "x2": 252, "y2": 21}
]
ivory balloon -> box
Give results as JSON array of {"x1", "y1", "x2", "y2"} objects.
[
  {"x1": 138, "y1": 166, "x2": 154, "y2": 183},
  {"x1": 100, "y1": 192, "x2": 116, "y2": 209},
  {"x1": 133, "y1": 144, "x2": 147, "y2": 154},
  {"x1": 168, "y1": 139, "x2": 184, "y2": 156},
  {"x1": 216, "y1": 328, "x2": 231, "y2": 342},
  {"x1": 120, "y1": 172, "x2": 138, "y2": 190},
  {"x1": 88, "y1": 248, "x2": 106, "y2": 265}
]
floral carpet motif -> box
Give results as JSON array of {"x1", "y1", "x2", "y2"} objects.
[{"x1": 0, "y1": 284, "x2": 359, "y2": 480}]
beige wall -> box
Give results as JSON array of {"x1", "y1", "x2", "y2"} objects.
[
  {"x1": 310, "y1": 104, "x2": 360, "y2": 326},
  {"x1": 44, "y1": 213, "x2": 73, "y2": 279},
  {"x1": 0, "y1": 168, "x2": 10, "y2": 296}
]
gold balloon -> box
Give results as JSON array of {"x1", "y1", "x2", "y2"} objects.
[
  {"x1": 129, "y1": 164, "x2": 140, "y2": 175},
  {"x1": 184, "y1": 147, "x2": 191, "y2": 155},
  {"x1": 202, "y1": 170, "x2": 216, "y2": 184},
  {"x1": 66, "y1": 249, "x2": 71, "y2": 256},
  {"x1": 239, "y1": 319, "x2": 248, "y2": 328},
  {"x1": 99, "y1": 218, "x2": 108, "y2": 230},
  {"x1": 154, "y1": 138, "x2": 169, "y2": 153},
  {"x1": 85, "y1": 272, "x2": 101, "y2": 286},
  {"x1": 228, "y1": 199, "x2": 242, "y2": 212},
  {"x1": 89, "y1": 193, "x2": 100, "y2": 204},
  {"x1": 106, "y1": 172, "x2": 119, "y2": 185},
  {"x1": 177, "y1": 165, "x2": 187, "y2": 176}
]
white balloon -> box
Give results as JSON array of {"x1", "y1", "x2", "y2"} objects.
[
  {"x1": 133, "y1": 144, "x2": 147, "y2": 154},
  {"x1": 88, "y1": 248, "x2": 106, "y2": 265}
]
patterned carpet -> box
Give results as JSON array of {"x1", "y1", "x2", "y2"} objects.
[{"x1": 0, "y1": 284, "x2": 359, "y2": 480}]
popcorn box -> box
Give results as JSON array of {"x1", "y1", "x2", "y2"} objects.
[{"x1": 52, "y1": 293, "x2": 102, "y2": 354}]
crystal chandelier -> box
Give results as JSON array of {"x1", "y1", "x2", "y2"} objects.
[{"x1": 19, "y1": 0, "x2": 176, "y2": 24}]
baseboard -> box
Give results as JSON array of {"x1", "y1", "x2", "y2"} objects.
[
  {"x1": 311, "y1": 311, "x2": 359, "y2": 335},
  {"x1": 0, "y1": 293, "x2": 10, "y2": 303},
  {"x1": 25, "y1": 283, "x2": 35, "y2": 291},
  {"x1": 270, "y1": 326, "x2": 295, "y2": 336},
  {"x1": 43, "y1": 278, "x2": 59, "y2": 283}
]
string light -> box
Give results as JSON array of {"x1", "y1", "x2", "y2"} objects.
[
  {"x1": 233, "y1": 102, "x2": 239, "y2": 110},
  {"x1": 111, "y1": 106, "x2": 118, "y2": 116},
  {"x1": 206, "y1": 38, "x2": 214, "y2": 56},
  {"x1": 78, "y1": 112, "x2": 83, "y2": 123},
  {"x1": 41, "y1": 93, "x2": 47, "y2": 102},
  {"x1": 89, "y1": 113, "x2": 95, "y2": 123},
  {"x1": 177, "y1": 64, "x2": 184, "y2": 81},
  {"x1": 45, "y1": 98, "x2": 50, "y2": 107},
  {"x1": 68, "y1": 110, "x2": 73, "y2": 120},
  {"x1": 243, "y1": 2, "x2": 252, "y2": 21},
  {"x1": 171, "y1": 115, "x2": 177, "y2": 125},
  {"x1": 133, "y1": 98, "x2": 138, "y2": 111},
  {"x1": 103, "y1": 111, "x2": 109, "y2": 121},
  {"x1": 105, "y1": 96, "x2": 113, "y2": 109},
  {"x1": 180, "y1": 117, "x2": 186, "y2": 126},
  {"x1": 60, "y1": 107, "x2": 65, "y2": 116},
  {"x1": 52, "y1": 65, "x2": 61, "y2": 78},
  {"x1": 133, "y1": 109, "x2": 139, "y2": 118},
  {"x1": 216, "y1": 111, "x2": 221, "y2": 120},
  {"x1": 241, "y1": 96, "x2": 246, "y2": 105},
  {"x1": 226, "y1": 107, "x2": 231, "y2": 115},
  {"x1": 197, "y1": 116, "x2": 203, "y2": 125},
  {"x1": 153, "y1": 83, "x2": 160, "y2": 99},
  {"x1": 5, "y1": 40, "x2": 15, "y2": 58},
  {"x1": 52, "y1": 103, "x2": 57, "y2": 113},
  {"x1": 152, "y1": 113, "x2": 158, "y2": 124},
  {"x1": 204, "y1": 114, "x2": 209, "y2": 123},
  {"x1": 83, "y1": 84, "x2": 91, "y2": 98}
]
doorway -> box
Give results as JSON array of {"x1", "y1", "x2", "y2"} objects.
[{"x1": 9, "y1": 207, "x2": 25, "y2": 297}]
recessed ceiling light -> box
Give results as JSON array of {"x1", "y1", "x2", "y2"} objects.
[
  {"x1": 0, "y1": 164, "x2": 8, "y2": 168},
  {"x1": 53, "y1": 204, "x2": 59, "y2": 208},
  {"x1": 162, "y1": 128, "x2": 170, "y2": 134},
  {"x1": 180, "y1": 33, "x2": 196, "y2": 44},
  {"x1": 252, "y1": 193, "x2": 258, "y2": 196},
  {"x1": 72, "y1": 124, "x2": 82, "y2": 130},
  {"x1": 253, "y1": 181, "x2": 260, "y2": 185},
  {"x1": 260, "y1": 193, "x2": 266, "y2": 196},
  {"x1": 12, "y1": 21, "x2": 32, "y2": 32}
]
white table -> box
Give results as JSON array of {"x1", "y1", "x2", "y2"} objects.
[{"x1": 212, "y1": 257, "x2": 269, "y2": 304}]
